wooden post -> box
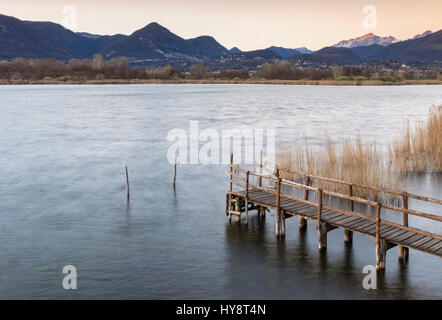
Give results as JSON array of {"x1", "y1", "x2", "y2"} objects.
[
  {"x1": 275, "y1": 169, "x2": 281, "y2": 238},
  {"x1": 125, "y1": 165, "x2": 130, "y2": 200},
  {"x1": 228, "y1": 153, "x2": 233, "y2": 221},
  {"x1": 245, "y1": 171, "x2": 249, "y2": 225},
  {"x1": 260, "y1": 206, "x2": 267, "y2": 217},
  {"x1": 317, "y1": 189, "x2": 327, "y2": 250},
  {"x1": 376, "y1": 203, "x2": 386, "y2": 270},
  {"x1": 225, "y1": 193, "x2": 229, "y2": 216},
  {"x1": 304, "y1": 176, "x2": 310, "y2": 200},
  {"x1": 280, "y1": 211, "x2": 286, "y2": 237},
  {"x1": 173, "y1": 158, "x2": 177, "y2": 188},
  {"x1": 399, "y1": 192, "x2": 409, "y2": 260},
  {"x1": 345, "y1": 184, "x2": 354, "y2": 243},
  {"x1": 259, "y1": 150, "x2": 263, "y2": 187},
  {"x1": 234, "y1": 198, "x2": 241, "y2": 223},
  {"x1": 299, "y1": 176, "x2": 310, "y2": 230},
  {"x1": 229, "y1": 153, "x2": 233, "y2": 193}
]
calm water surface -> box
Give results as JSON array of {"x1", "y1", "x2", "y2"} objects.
[{"x1": 0, "y1": 84, "x2": 441, "y2": 299}]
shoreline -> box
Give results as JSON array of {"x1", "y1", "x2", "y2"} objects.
[{"x1": 1, "y1": 79, "x2": 441, "y2": 86}]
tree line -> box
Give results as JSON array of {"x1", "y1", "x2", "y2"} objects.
[{"x1": 0, "y1": 55, "x2": 439, "y2": 82}]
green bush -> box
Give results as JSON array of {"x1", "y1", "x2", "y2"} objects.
[
  {"x1": 354, "y1": 76, "x2": 368, "y2": 81},
  {"x1": 336, "y1": 76, "x2": 352, "y2": 81}
]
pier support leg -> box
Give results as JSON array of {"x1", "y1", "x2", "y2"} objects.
[
  {"x1": 244, "y1": 199, "x2": 248, "y2": 225},
  {"x1": 344, "y1": 229, "x2": 353, "y2": 244},
  {"x1": 234, "y1": 200, "x2": 241, "y2": 223},
  {"x1": 299, "y1": 217, "x2": 307, "y2": 231},
  {"x1": 318, "y1": 222, "x2": 328, "y2": 250},
  {"x1": 275, "y1": 213, "x2": 281, "y2": 238},
  {"x1": 280, "y1": 214, "x2": 286, "y2": 238},
  {"x1": 376, "y1": 239, "x2": 387, "y2": 271},
  {"x1": 398, "y1": 246, "x2": 409, "y2": 260},
  {"x1": 225, "y1": 194, "x2": 230, "y2": 217},
  {"x1": 228, "y1": 197, "x2": 233, "y2": 222},
  {"x1": 260, "y1": 207, "x2": 266, "y2": 217},
  {"x1": 276, "y1": 213, "x2": 285, "y2": 238}
]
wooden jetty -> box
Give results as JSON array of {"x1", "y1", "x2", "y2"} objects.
[{"x1": 225, "y1": 154, "x2": 442, "y2": 270}]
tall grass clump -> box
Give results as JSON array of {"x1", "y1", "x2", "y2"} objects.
[
  {"x1": 277, "y1": 136, "x2": 404, "y2": 202},
  {"x1": 276, "y1": 106, "x2": 441, "y2": 203},
  {"x1": 389, "y1": 105, "x2": 441, "y2": 175}
]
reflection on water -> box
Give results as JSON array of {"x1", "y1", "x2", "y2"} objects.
[
  {"x1": 223, "y1": 213, "x2": 427, "y2": 299},
  {"x1": 0, "y1": 84, "x2": 440, "y2": 299}
]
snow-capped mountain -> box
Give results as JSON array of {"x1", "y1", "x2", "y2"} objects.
[{"x1": 334, "y1": 33, "x2": 397, "y2": 48}]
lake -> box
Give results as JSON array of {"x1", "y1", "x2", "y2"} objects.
[{"x1": 0, "y1": 84, "x2": 441, "y2": 299}]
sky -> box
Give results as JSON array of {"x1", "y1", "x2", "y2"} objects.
[{"x1": 1, "y1": 0, "x2": 441, "y2": 51}]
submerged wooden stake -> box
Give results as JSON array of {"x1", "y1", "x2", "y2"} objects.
[
  {"x1": 173, "y1": 158, "x2": 177, "y2": 188},
  {"x1": 125, "y1": 165, "x2": 130, "y2": 200}
]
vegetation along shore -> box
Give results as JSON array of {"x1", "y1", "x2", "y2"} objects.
[{"x1": 1, "y1": 56, "x2": 441, "y2": 85}]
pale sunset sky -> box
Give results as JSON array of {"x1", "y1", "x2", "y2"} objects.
[{"x1": 1, "y1": 0, "x2": 441, "y2": 50}]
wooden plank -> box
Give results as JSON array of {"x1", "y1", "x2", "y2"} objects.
[
  {"x1": 347, "y1": 218, "x2": 367, "y2": 228},
  {"x1": 358, "y1": 222, "x2": 377, "y2": 234},
  {"x1": 399, "y1": 233, "x2": 426, "y2": 246},
  {"x1": 427, "y1": 240, "x2": 442, "y2": 253},
  {"x1": 250, "y1": 196, "x2": 276, "y2": 206},
  {"x1": 325, "y1": 214, "x2": 352, "y2": 224},
  {"x1": 291, "y1": 206, "x2": 318, "y2": 215},
  {"x1": 247, "y1": 189, "x2": 263, "y2": 195},
  {"x1": 322, "y1": 211, "x2": 344, "y2": 221},
  {"x1": 250, "y1": 193, "x2": 274, "y2": 201},
  {"x1": 280, "y1": 198, "x2": 295, "y2": 206},
  {"x1": 249, "y1": 194, "x2": 275, "y2": 202},
  {"x1": 384, "y1": 228, "x2": 409, "y2": 240},
  {"x1": 302, "y1": 209, "x2": 321, "y2": 217},
  {"x1": 347, "y1": 219, "x2": 373, "y2": 231},
  {"x1": 331, "y1": 216, "x2": 361, "y2": 227},
  {"x1": 381, "y1": 226, "x2": 404, "y2": 238},
  {"x1": 284, "y1": 201, "x2": 310, "y2": 209},
  {"x1": 283, "y1": 203, "x2": 311, "y2": 212},
  {"x1": 434, "y1": 247, "x2": 442, "y2": 256},
  {"x1": 252, "y1": 193, "x2": 276, "y2": 202},
  {"x1": 331, "y1": 217, "x2": 363, "y2": 229},
  {"x1": 419, "y1": 238, "x2": 441, "y2": 251},
  {"x1": 409, "y1": 236, "x2": 436, "y2": 248},
  {"x1": 325, "y1": 213, "x2": 349, "y2": 223},
  {"x1": 379, "y1": 225, "x2": 400, "y2": 237},
  {"x1": 391, "y1": 231, "x2": 418, "y2": 243},
  {"x1": 296, "y1": 206, "x2": 319, "y2": 215}
]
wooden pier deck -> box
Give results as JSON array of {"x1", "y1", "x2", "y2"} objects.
[{"x1": 225, "y1": 155, "x2": 442, "y2": 270}]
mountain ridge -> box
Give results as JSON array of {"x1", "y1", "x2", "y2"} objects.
[{"x1": 0, "y1": 13, "x2": 440, "y2": 68}]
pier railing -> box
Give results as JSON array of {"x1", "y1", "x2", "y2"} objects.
[{"x1": 228, "y1": 155, "x2": 442, "y2": 261}]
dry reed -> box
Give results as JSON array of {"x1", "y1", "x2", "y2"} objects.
[
  {"x1": 277, "y1": 136, "x2": 404, "y2": 202},
  {"x1": 276, "y1": 106, "x2": 441, "y2": 203},
  {"x1": 389, "y1": 105, "x2": 441, "y2": 175}
]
